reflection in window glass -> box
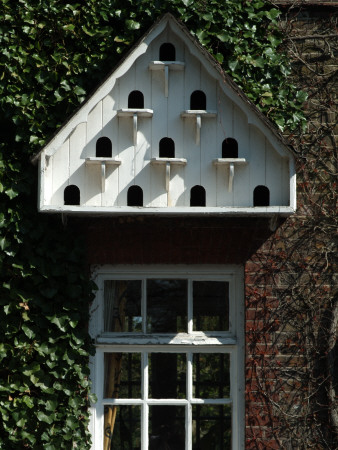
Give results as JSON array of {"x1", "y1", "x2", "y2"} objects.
[
  {"x1": 193, "y1": 281, "x2": 229, "y2": 331},
  {"x1": 104, "y1": 353, "x2": 141, "y2": 399},
  {"x1": 104, "y1": 281, "x2": 142, "y2": 332},
  {"x1": 147, "y1": 280, "x2": 187, "y2": 333},
  {"x1": 149, "y1": 353, "x2": 186, "y2": 398},
  {"x1": 149, "y1": 406, "x2": 185, "y2": 450},
  {"x1": 104, "y1": 405, "x2": 141, "y2": 450},
  {"x1": 193, "y1": 404, "x2": 231, "y2": 450},
  {"x1": 193, "y1": 353, "x2": 230, "y2": 399}
]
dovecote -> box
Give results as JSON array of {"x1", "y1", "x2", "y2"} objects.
[{"x1": 33, "y1": 14, "x2": 296, "y2": 216}]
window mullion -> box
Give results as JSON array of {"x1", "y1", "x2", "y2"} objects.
[
  {"x1": 186, "y1": 403, "x2": 192, "y2": 450},
  {"x1": 142, "y1": 403, "x2": 149, "y2": 450},
  {"x1": 142, "y1": 352, "x2": 148, "y2": 450}
]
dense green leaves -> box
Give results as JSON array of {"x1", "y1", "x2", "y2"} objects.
[{"x1": 0, "y1": 0, "x2": 306, "y2": 447}]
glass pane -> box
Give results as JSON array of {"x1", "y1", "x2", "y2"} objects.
[
  {"x1": 193, "y1": 281, "x2": 229, "y2": 331},
  {"x1": 193, "y1": 405, "x2": 231, "y2": 450},
  {"x1": 104, "y1": 353, "x2": 141, "y2": 398},
  {"x1": 149, "y1": 405, "x2": 185, "y2": 449},
  {"x1": 149, "y1": 353, "x2": 186, "y2": 398},
  {"x1": 147, "y1": 279, "x2": 187, "y2": 333},
  {"x1": 193, "y1": 353, "x2": 230, "y2": 399},
  {"x1": 104, "y1": 405, "x2": 141, "y2": 450},
  {"x1": 104, "y1": 280, "x2": 142, "y2": 332}
]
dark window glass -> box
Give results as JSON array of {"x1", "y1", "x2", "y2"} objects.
[
  {"x1": 96, "y1": 137, "x2": 112, "y2": 158},
  {"x1": 104, "y1": 280, "x2": 142, "y2": 332},
  {"x1": 104, "y1": 405, "x2": 141, "y2": 450},
  {"x1": 159, "y1": 43, "x2": 176, "y2": 61},
  {"x1": 253, "y1": 185, "x2": 270, "y2": 206},
  {"x1": 190, "y1": 185, "x2": 206, "y2": 207},
  {"x1": 193, "y1": 353, "x2": 230, "y2": 398},
  {"x1": 190, "y1": 90, "x2": 206, "y2": 110},
  {"x1": 159, "y1": 137, "x2": 175, "y2": 158},
  {"x1": 64, "y1": 185, "x2": 80, "y2": 205},
  {"x1": 149, "y1": 353, "x2": 186, "y2": 399},
  {"x1": 104, "y1": 353, "x2": 141, "y2": 399},
  {"x1": 222, "y1": 138, "x2": 238, "y2": 158},
  {"x1": 127, "y1": 186, "x2": 143, "y2": 206},
  {"x1": 193, "y1": 281, "x2": 229, "y2": 331},
  {"x1": 147, "y1": 279, "x2": 187, "y2": 333},
  {"x1": 193, "y1": 405, "x2": 231, "y2": 450},
  {"x1": 128, "y1": 90, "x2": 144, "y2": 109},
  {"x1": 149, "y1": 406, "x2": 185, "y2": 450}
]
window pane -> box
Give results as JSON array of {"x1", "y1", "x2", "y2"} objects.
[
  {"x1": 149, "y1": 353, "x2": 186, "y2": 398},
  {"x1": 193, "y1": 281, "x2": 229, "y2": 331},
  {"x1": 147, "y1": 279, "x2": 187, "y2": 333},
  {"x1": 104, "y1": 353, "x2": 141, "y2": 398},
  {"x1": 193, "y1": 353, "x2": 230, "y2": 398},
  {"x1": 149, "y1": 405, "x2": 185, "y2": 449},
  {"x1": 104, "y1": 405, "x2": 141, "y2": 450},
  {"x1": 193, "y1": 404, "x2": 231, "y2": 450},
  {"x1": 104, "y1": 280, "x2": 142, "y2": 332}
]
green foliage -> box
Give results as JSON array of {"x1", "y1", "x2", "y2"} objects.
[{"x1": 0, "y1": 0, "x2": 306, "y2": 447}]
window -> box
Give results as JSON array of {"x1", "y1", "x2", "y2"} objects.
[
  {"x1": 190, "y1": 185, "x2": 206, "y2": 207},
  {"x1": 96, "y1": 137, "x2": 112, "y2": 158},
  {"x1": 127, "y1": 185, "x2": 143, "y2": 206},
  {"x1": 159, "y1": 43, "x2": 176, "y2": 61},
  {"x1": 128, "y1": 91, "x2": 144, "y2": 109},
  {"x1": 253, "y1": 185, "x2": 270, "y2": 206},
  {"x1": 190, "y1": 90, "x2": 206, "y2": 110},
  {"x1": 159, "y1": 137, "x2": 175, "y2": 158},
  {"x1": 89, "y1": 266, "x2": 244, "y2": 450},
  {"x1": 64, "y1": 184, "x2": 80, "y2": 205},
  {"x1": 222, "y1": 139, "x2": 238, "y2": 159}
]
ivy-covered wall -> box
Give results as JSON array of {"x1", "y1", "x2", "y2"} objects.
[{"x1": 0, "y1": 1, "x2": 336, "y2": 449}]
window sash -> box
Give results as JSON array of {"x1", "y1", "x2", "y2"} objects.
[{"x1": 89, "y1": 266, "x2": 244, "y2": 450}]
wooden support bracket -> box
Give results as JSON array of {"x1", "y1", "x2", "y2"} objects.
[
  {"x1": 85, "y1": 157, "x2": 121, "y2": 193},
  {"x1": 213, "y1": 158, "x2": 247, "y2": 192},
  {"x1": 133, "y1": 113, "x2": 138, "y2": 147},
  {"x1": 117, "y1": 109, "x2": 153, "y2": 147},
  {"x1": 181, "y1": 110, "x2": 217, "y2": 145},
  {"x1": 149, "y1": 61, "x2": 185, "y2": 97},
  {"x1": 196, "y1": 114, "x2": 201, "y2": 145},
  {"x1": 151, "y1": 157, "x2": 187, "y2": 202}
]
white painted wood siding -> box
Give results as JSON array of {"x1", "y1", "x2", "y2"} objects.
[{"x1": 40, "y1": 23, "x2": 294, "y2": 214}]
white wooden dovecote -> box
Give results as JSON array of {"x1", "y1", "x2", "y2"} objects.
[{"x1": 33, "y1": 13, "x2": 296, "y2": 216}]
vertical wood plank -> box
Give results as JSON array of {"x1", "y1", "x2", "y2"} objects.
[
  {"x1": 183, "y1": 51, "x2": 202, "y2": 206},
  {"x1": 51, "y1": 139, "x2": 69, "y2": 205},
  {"x1": 249, "y1": 127, "x2": 266, "y2": 206},
  {"x1": 233, "y1": 105, "x2": 250, "y2": 206},
  {"x1": 69, "y1": 122, "x2": 87, "y2": 204},
  {"x1": 266, "y1": 141, "x2": 283, "y2": 206}
]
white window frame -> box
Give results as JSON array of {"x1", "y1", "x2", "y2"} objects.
[{"x1": 89, "y1": 265, "x2": 244, "y2": 450}]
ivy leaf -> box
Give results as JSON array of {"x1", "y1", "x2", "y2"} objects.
[
  {"x1": 5, "y1": 188, "x2": 18, "y2": 199},
  {"x1": 22, "y1": 323, "x2": 36, "y2": 339},
  {"x1": 296, "y1": 90, "x2": 308, "y2": 103},
  {"x1": 125, "y1": 20, "x2": 140, "y2": 30},
  {"x1": 22, "y1": 395, "x2": 34, "y2": 408},
  {"x1": 0, "y1": 237, "x2": 9, "y2": 251},
  {"x1": 74, "y1": 85, "x2": 86, "y2": 96},
  {"x1": 45, "y1": 399, "x2": 58, "y2": 411},
  {"x1": 266, "y1": 8, "x2": 280, "y2": 20},
  {"x1": 37, "y1": 411, "x2": 55, "y2": 424},
  {"x1": 228, "y1": 60, "x2": 239, "y2": 72}
]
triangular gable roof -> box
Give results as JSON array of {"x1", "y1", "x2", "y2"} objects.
[{"x1": 32, "y1": 13, "x2": 294, "y2": 164}]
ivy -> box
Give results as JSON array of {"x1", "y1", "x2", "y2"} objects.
[{"x1": 0, "y1": 0, "x2": 306, "y2": 447}]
